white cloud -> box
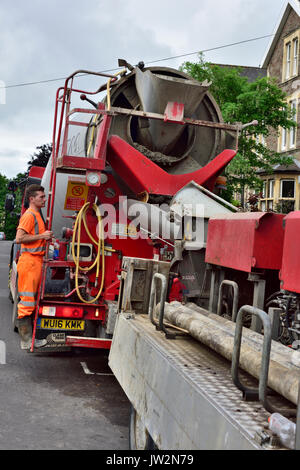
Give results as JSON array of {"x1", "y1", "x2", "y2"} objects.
[
  {"x1": 0, "y1": 109, "x2": 52, "y2": 178},
  {"x1": 0, "y1": 0, "x2": 287, "y2": 178}
]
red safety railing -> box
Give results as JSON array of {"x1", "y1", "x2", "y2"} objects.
[
  {"x1": 31, "y1": 70, "x2": 119, "y2": 352},
  {"x1": 46, "y1": 70, "x2": 119, "y2": 233}
]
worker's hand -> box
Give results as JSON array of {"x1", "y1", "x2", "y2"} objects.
[{"x1": 42, "y1": 230, "x2": 54, "y2": 240}]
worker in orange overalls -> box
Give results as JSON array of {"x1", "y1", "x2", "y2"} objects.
[{"x1": 15, "y1": 184, "x2": 53, "y2": 350}]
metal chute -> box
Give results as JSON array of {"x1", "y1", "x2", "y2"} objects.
[
  {"x1": 135, "y1": 68, "x2": 210, "y2": 155},
  {"x1": 101, "y1": 66, "x2": 229, "y2": 174}
]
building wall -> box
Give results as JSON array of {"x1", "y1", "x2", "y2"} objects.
[
  {"x1": 258, "y1": 6, "x2": 300, "y2": 212},
  {"x1": 268, "y1": 8, "x2": 300, "y2": 84},
  {"x1": 266, "y1": 8, "x2": 300, "y2": 156}
]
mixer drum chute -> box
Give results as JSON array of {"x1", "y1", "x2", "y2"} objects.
[
  {"x1": 135, "y1": 68, "x2": 210, "y2": 155},
  {"x1": 105, "y1": 66, "x2": 227, "y2": 174}
]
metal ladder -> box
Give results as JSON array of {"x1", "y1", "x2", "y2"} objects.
[{"x1": 30, "y1": 70, "x2": 118, "y2": 352}]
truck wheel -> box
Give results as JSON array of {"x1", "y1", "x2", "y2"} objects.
[
  {"x1": 8, "y1": 268, "x2": 13, "y2": 303},
  {"x1": 129, "y1": 405, "x2": 156, "y2": 450},
  {"x1": 11, "y1": 285, "x2": 19, "y2": 332}
]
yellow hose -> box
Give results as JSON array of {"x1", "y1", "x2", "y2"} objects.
[
  {"x1": 86, "y1": 69, "x2": 126, "y2": 156},
  {"x1": 87, "y1": 114, "x2": 98, "y2": 157},
  {"x1": 106, "y1": 69, "x2": 127, "y2": 111},
  {"x1": 71, "y1": 202, "x2": 105, "y2": 304},
  {"x1": 73, "y1": 70, "x2": 127, "y2": 302}
]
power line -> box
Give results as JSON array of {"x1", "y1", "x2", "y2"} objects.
[
  {"x1": 0, "y1": 33, "x2": 274, "y2": 90},
  {"x1": 145, "y1": 34, "x2": 274, "y2": 64}
]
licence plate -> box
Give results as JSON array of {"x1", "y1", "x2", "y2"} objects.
[{"x1": 39, "y1": 318, "x2": 85, "y2": 331}]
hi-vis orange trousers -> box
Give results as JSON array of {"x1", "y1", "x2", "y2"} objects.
[{"x1": 17, "y1": 254, "x2": 43, "y2": 319}]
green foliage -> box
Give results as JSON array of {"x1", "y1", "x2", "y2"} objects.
[
  {"x1": 0, "y1": 173, "x2": 8, "y2": 233},
  {"x1": 27, "y1": 143, "x2": 52, "y2": 172},
  {"x1": 2, "y1": 172, "x2": 27, "y2": 240},
  {"x1": 0, "y1": 143, "x2": 52, "y2": 240},
  {"x1": 181, "y1": 54, "x2": 296, "y2": 199},
  {"x1": 5, "y1": 206, "x2": 20, "y2": 241}
]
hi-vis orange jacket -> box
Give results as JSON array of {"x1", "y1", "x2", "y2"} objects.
[
  {"x1": 17, "y1": 209, "x2": 46, "y2": 318},
  {"x1": 17, "y1": 209, "x2": 46, "y2": 256}
]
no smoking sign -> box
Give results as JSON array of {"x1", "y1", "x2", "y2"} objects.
[
  {"x1": 64, "y1": 181, "x2": 88, "y2": 210},
  {"x1": 71, "y1": 185, "x2": 84, "y2": 197}
]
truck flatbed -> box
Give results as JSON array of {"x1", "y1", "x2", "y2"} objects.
[{"x1": 109, "y1": 312, "x2": 292, "y2": 450}]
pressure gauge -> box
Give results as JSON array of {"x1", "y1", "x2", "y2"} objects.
[{"x1": 86, "y1": 171, "x2": 101, "y2": 186}]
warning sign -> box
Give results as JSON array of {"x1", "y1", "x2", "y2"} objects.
[
  {"x1": 71, "y1": 185, "x2": 84, "y2": 197},
  {"x1": 64, "y1": 181, "x2": 88, "y2": 210}
]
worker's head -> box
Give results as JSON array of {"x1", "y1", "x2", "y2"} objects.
[{"x1": 25, "y1": 184, "x2": 46, "y2": 209}]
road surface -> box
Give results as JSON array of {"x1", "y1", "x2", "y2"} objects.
[{"x1": 0, "y1": 241, "x2": 130, "y2": 450}]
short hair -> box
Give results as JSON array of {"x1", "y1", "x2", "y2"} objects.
[{"x1": 25, "y1": 184, "x2": 45, "y2": 201}]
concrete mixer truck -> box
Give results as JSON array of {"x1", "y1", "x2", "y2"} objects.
[{"x1": 8, "y1": 61, "x2": 245, "y2": 353}]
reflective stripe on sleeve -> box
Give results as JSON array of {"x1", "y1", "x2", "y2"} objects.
[
  {"x1": 19, "y1": 300, "x2": 37, "y2": 307},
  {"x1": 18, "y1": 291, "x2": 36, "y2": 297}
]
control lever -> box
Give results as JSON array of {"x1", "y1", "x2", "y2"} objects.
[
  {"x1": 80, "y1": 94, "x2": 98, "y2": 109},
  {"x1": 240, "y1": 119, "x2": 259, "y2": 130}
]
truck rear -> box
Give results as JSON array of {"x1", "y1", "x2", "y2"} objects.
[{"x1": 109, "y1": 210, "x2": 300, "y2": 450}]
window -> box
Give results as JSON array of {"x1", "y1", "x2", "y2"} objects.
[
  {"x1": 280, "y1": 179, "x2": 295, "y2": 198},
  {"x1": 280, "y1": 99, "x2": 297, "y2": 152},
  {"x1": 260, "y1": 178, "x2": 297, "y2": 215},
  {"x1": 268, "y1": 180, "x2": 275, "y2": 198},
  {"x1": 260, "y1": 179, "x2": 275, "y2": 212},
  {"x1": 290, "y1": 99, "x2": 297, "y2": 148},
  {"x1": 283, "y1": 30, "x2": 300, "y2": 82},
  {"x1": 277, "y1": 179, "x2": 296, "y2": 214},
  {"x1": 293, "y1": 38, "x2": 299, "y2": 76},
  {"x1": 256, "y1": 134, "x2": 266, "y2": 146},
  {"x1": 255, "y1": 133, "x2": 266, "y2": 157},
  {"x1": 281, "y1": 126, "x2": 287, "y2": 150},
  {"x1": 286, "y1": 42, "x2": 292, "y2": 79}
]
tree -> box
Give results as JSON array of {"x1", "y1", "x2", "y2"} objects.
[
  {"x1": 180, "y1": 54, "x2": 295, "y2": 200},
  {"x1": 27, "y1": 143, "x2": 52, "y2": 172},
  {"x1": 0, "y1": 173, "x2": 8, "y2": 232},
  {"x1": 0, "y1": 144, "x2": 51, "y2": 240}
]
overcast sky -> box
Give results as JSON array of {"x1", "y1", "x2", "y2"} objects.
[{"x1": 0, "y1": 0, "x2": 288, "y2": 178}]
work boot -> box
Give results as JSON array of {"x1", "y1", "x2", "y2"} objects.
[{"x1": 18, "y1": 316, "x2": 47, "y2": 350}]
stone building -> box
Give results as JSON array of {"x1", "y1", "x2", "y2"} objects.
[{"x1": 259, "y1": 0, "x2": 300, "y2": 211}]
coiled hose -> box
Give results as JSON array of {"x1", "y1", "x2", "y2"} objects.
[{"x1": 71, "y1": 202, "x2": 106, "y2": 304}]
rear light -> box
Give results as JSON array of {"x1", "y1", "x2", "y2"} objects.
[
  {"x1": 39, "y1": 306, "x2": 83, "y2": 318},
  {"x1": 40, "y1": 306, "x2": 56, "y2": 317}
]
